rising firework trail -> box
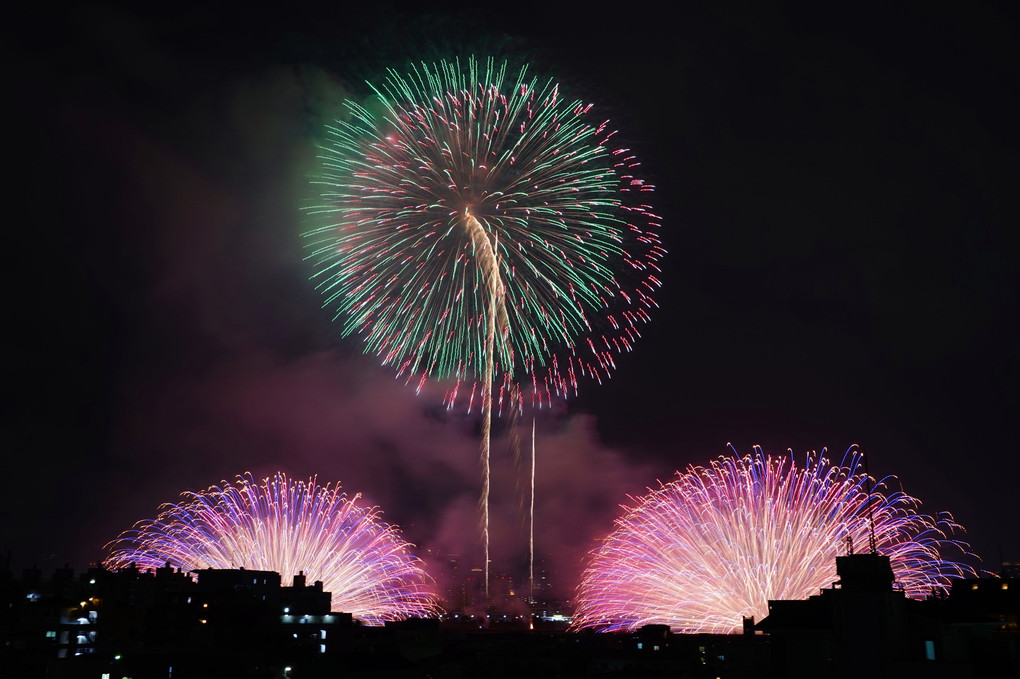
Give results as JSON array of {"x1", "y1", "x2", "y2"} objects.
[
  {"x1": 572, "y1": 446, "x2": 975, "y2": 634},
  {"x1": 103, "y1": 473, "x2": 440, "y2": 625},
  {"x1": 306, "y1": 56, "x2": 664, "y2": 597},
  {"x1": 530, "y1": 416, "x2": 536, "y2": 602}
]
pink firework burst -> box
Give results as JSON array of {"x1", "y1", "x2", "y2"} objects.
[
  {"x1": 572, "y1": 446, "x2": 975, "y2": 633},
  {"x1": 103, "y1": 472, "x2": 441, "y2": 625}
]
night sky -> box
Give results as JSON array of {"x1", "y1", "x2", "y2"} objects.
[{"x1": 7, "y1": 3, "x2": 1019, "y2": 602}]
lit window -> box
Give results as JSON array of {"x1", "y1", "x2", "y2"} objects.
[{"x1": 972, "y1": 583, "x2": 979, "y2": 590}]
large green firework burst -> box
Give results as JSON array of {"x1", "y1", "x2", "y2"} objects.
[{"x1": 306, "y1": 56, "x2": 664, "y2": 410}]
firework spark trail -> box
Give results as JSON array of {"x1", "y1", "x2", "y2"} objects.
[
  {"x1": 306, "y1": 56, "x2": 664, "y2": 597},
  {"x1": 530, "y1": 416, "x2": 536, "y2": 603},
  {"x1": 572, "y1": 446, "x2": 975, "y2": 634},
  {"x1": 103, "y1": 473, "x2": 440, "y2": 625},
  {"x1": 463, "y1": 207, "x2": 505, "y2": 599}
]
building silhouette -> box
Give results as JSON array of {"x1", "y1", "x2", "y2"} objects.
[
  {"x1": 2, "y1": 553, "x2": 1016, "y2": 678},
  {"x1": 757, "y1": 552, "x2": 1019, "y2": 678},
  {"x1": 1, "y1": 561, "x2": 354, "y2": 678}
]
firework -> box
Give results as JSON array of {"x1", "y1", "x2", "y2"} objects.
[
  {"x1": 306, "y1": 56, "x2": 664, "y2": 594},
  {"x1": 103, "y1": 473, "x2": 440, "y2": 625},
  {"x1": 305, "y1": 56, "x2": 663, "y2": 408},
  {"x1": 572, "y1": 446, "x2": 974, "y2": 634}
]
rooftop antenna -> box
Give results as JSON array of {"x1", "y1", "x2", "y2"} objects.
[{"x1": 859, "y1": 445, "x2": 878, "y2": 554}]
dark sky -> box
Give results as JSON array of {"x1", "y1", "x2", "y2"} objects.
[{"x1": 7, "y1": 2, "x2": 1018, "y2": 601}]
